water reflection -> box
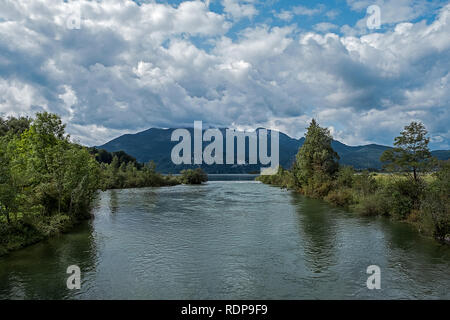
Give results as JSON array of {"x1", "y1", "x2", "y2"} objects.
[
  {"x1": 291, "y1": 194, "x2": 338, "y2": 274},
  {"x1": 0, "y1": 221, "x2": 97, "y2": 299},
  {"x1": 109, "y1": 190, "x2": 119, "y2": 215}
]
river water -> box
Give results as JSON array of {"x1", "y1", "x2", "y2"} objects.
[{"x1": 0, "y1": 180, "x2": 449, "y2": 299}]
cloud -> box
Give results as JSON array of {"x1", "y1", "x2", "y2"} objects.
[
  {"x1": 0, "y1": 0, "x2": 449, "y2": 150},
  {"x1": 273, "y1": 10, "x2": 294, "y2": 22},
  {"x1": 345, "y1": 0, "x2": 446, "y2": 35},
  {"x1": 292, "y1": 4, "x2": 325, "y2": 16},
  {"x1": 325, "y1": 9, "x2": 340, "y2": 20},
  {"x1": 221, "y1": 0, "x2": 258, "y2": 20},
  {"x1": 314, "y1": 22, "x2": 339, "y2": 32}
]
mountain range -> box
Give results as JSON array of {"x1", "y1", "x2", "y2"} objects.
[{"x1": 97, "y1": 128, "x2": 450, "y2": 174}]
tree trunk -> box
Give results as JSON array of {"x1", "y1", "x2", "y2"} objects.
[{"x1": 413, "y1": 167, "x2": 417, "y2": 182}]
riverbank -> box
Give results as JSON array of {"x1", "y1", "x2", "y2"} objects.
[
  {"x1": 256, "y1": 166, "x2": 450, "y2": 244},
  {"x1": 0, "y1": 167, "x2": 210, "y2": 257},
  {"x1": 0, "y1": 114, "x2": 212, "y2": 257},
  {"x1": 0, "y1": 213, "x2": 88, "y2": 257}
]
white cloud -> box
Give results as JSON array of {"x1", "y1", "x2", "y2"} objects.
[
  {"x1": 274, "y1": 10, "x2": 294, "y2": 22},
  {"x1": 222, "y1": 0, "x2": 258, "y2": 20},
  {"x1": 0, "y1": 0, "x2": 449, "y2": 149},
  {"x1": 314, "y1": 22, "x2": 339, "y2": 33},
  {"x1": 292, "y1": 5, "x2": 324, "y2": 16},
  {"x1": 345, "y1": 0, "x2": 446, "y2": 35}
]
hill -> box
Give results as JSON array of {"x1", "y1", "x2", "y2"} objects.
[{"x1": 97, "y1": 128, "x2": 450, "y2": 173}]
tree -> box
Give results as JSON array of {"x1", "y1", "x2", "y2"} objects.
[
  {"x1": 421, "y1": 160, "x2": 450, "y2": 240},
  {"x1": 63, "y1": 145, "x2": 100, "y2": 219},
  {"x1": 293, "y1": 119, "x2": 340, "y2": 188},
  {"x1": 33, "y1": 112, "x2": 68, "y2": 142},
  {"x1": 0, "y1": 138, "x2": 18, "y2": 223},
  {"x1": 180, "y1": 168, "x2": 208, "y2": 185},
  {"x1": 0, "y1": 116, "x2": 31, "y2": 137},
  {"x1": 380, "y1": 121, "x2": 435, "y2": 182}
]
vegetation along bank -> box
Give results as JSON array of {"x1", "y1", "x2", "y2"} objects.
[
  {"x1": 257, "y1": 120, "x2": 449, "y2": 243},
  {"x1": 0, "y1": 113, "x2": 207, "y2": 256}
]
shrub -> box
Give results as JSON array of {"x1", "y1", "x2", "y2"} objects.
[
  {"x1": 303, "y1": 172, "x2": 333, "y2": 198},
  {"x1": 421, "y1": 191, "x2": 449, "y2": 240},
  {"x1": 180, "y1": 168, "x2": 208, "y2": 185},
  {"x1": 419, "y1": 161, "x2": 450, "y2": 240},
  {"x1": 353, "y1": 171, "x2": 378, "y2": 196},
  {"x1": 325, "y1": 187, "x2": 354, "y2": 207},
  {"x1": 335, "y1": 166, "x2": 354, "y2": 188},
  {"x1": 382, "y1": 178, "x2": 424, "y2": 220},
  {"x1": 352, "y1": 191, "x2": 390, "y2": 217},
  {"x1": 257, "y1": 166, "x2": 296, "y2": 189}
]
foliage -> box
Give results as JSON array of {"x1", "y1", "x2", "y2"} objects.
[
  {"x1": 324, "y1": 187, "x2": 354, "y2": 207},
  {"x1": 179, "y1": 168, "x2": 208, "y2": 185},
  {"x1": 382, "y1": 179, "x2": 424, "y2": 220},
  {"x1": 99, "y1": 159, "x2": 179, "y2": 189},
  {"x1": 420, "y1": 161, "x2": 450, "y2": 240},
  {"x1": 89, "y1": 148, "x2": 141, "y2": 168},
  {"x1": 293, "y1": 119, "x2": 339, "y2": 188},
  {"x1": 352, "y1": 171, "x2": 378, "y2": 196},
  {"x1": 258, "y1": 120, "x2": 449, "y2": 243},
  {"x1": 256, "y1": 166, "x2": 296, "y2": 189},
  {"x1": 302, "y1": 171, "x2": 333, "y2": 198},
  {"x1": 0, "y1": 112, "x2": 100, "y2": 255},
  {"x1": 0, "y1": 116, "x2": 31, "y2": 137},
  {"x1": 381, "y1": 121, "x2": 436, "y2": 182},
  {"x1": 351, "y1": 191, "x2": 390, "y2": 217},
  {"x1": 335, "y1": 166, "x2": 355, "y2": 188}
]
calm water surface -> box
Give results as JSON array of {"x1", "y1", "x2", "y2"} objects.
[{"x1": 0, "y1": 180, "x2": 449, "y2": 299}]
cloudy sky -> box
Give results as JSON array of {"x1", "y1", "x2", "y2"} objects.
[{"x1": 0, "y1": 0, "x2": 449, "y2": 149}]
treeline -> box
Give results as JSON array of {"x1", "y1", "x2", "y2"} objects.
[
  {"x1": 258, "y1": 120, "x2": 449, "y2": 242},
  {"x1": 0, "y1": 113, "x2": 207, "y2": 255},
  {"x1": 98, "y1": 157, "x2": 180, "y2": 189},
  {"x1": 87, "y1": 148, "x2": 207, "y2": 189}
]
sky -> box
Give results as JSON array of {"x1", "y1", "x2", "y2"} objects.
[{"x1": 0, "y1": 0, "x2": 449, "y2": 149}]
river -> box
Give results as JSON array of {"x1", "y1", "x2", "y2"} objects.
[{"x1": 0, "y1": 179, "x2": 449, "y2": 299}]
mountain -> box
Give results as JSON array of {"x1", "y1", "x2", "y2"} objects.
[{"x1": 97, "y1": 127, "x2": 450, "y2": 173}]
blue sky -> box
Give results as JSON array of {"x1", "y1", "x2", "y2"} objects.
[{"x1": 0, "y1": 0, "x2": 449, "y2": 149}]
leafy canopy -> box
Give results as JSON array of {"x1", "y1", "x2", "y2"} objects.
[
  {"x1": 380, "y1": 121, "x2": 435, "y2": 181},
  {"x1": 293, "y1": 119, "x2": 339, "y2": 187}
]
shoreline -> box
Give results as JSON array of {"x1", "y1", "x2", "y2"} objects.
[{"x1": 256, "y1": 176, "x2": 450, "y2": 246}]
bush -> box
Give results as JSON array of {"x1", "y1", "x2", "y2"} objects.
[
  {"x1": 335, "y1": 166, "x2": 354, "y2": 188},
  {"x1": 352, "y1": 191, "x2": 390, "y2": 216},
  {"x1": 179, "y1": 168, "x2": 208, "y2": 185},
  {"x1": 325, "y1": 187, "x2": 354, "y2": 207},
  {"x1": 257, "y1": 166, "x2": 296, "y2": 189},
  {"x1": 419, "y1": 161, "x2": 450, "y2": 240},
  {"x1": 353, "y1": 171, "x2": 378, "y2": 196},
  {"x1": 421, "y1": 192, "x2": 449, "y2": 240},
  {"x1": 382, "y1": 179, "x2": 424, "y2": 220},
  {"x1": 303, "y1": 172, "x2": 333, "y2": 198}
]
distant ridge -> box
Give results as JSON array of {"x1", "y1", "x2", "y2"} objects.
[{"x1": 97, "y1": 127, "x2": 450, "y2": 173}]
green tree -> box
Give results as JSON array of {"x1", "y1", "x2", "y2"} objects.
[
  {"x1": 380, "y1": 121, "x2": 435, "y2": 182},
  {"x1": 63, "y1": 145, "x2": 100, "y2": 219},
  {"x1": 0, "y1": 138, "x2": 18, "y2": 223},
  {"x1": 293, "y1": 119, "x2": 339, "y2": 190},
  {"x1": 421, "y1": 161, "x2": 450, "y2": 240},
  {"x1": 180, "y1": 168, "x2": 208, "y2": 185},
  {"x1": 0, "y1": 116, "x2": 31, "y2": 137}
]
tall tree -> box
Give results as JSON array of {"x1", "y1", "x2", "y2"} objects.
[
  {"x1": 293, "y1": 119, "x2": 339, "y2": 187},
  {"x1": 380, "y1": 121, "x2": 435, "y2": 182},
  {"x1": 0, "y1": 138, "x2": 18, "y2": 223},
  {"x1": 0, "y1": 116, "x2": 31, "y2": 137}
]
